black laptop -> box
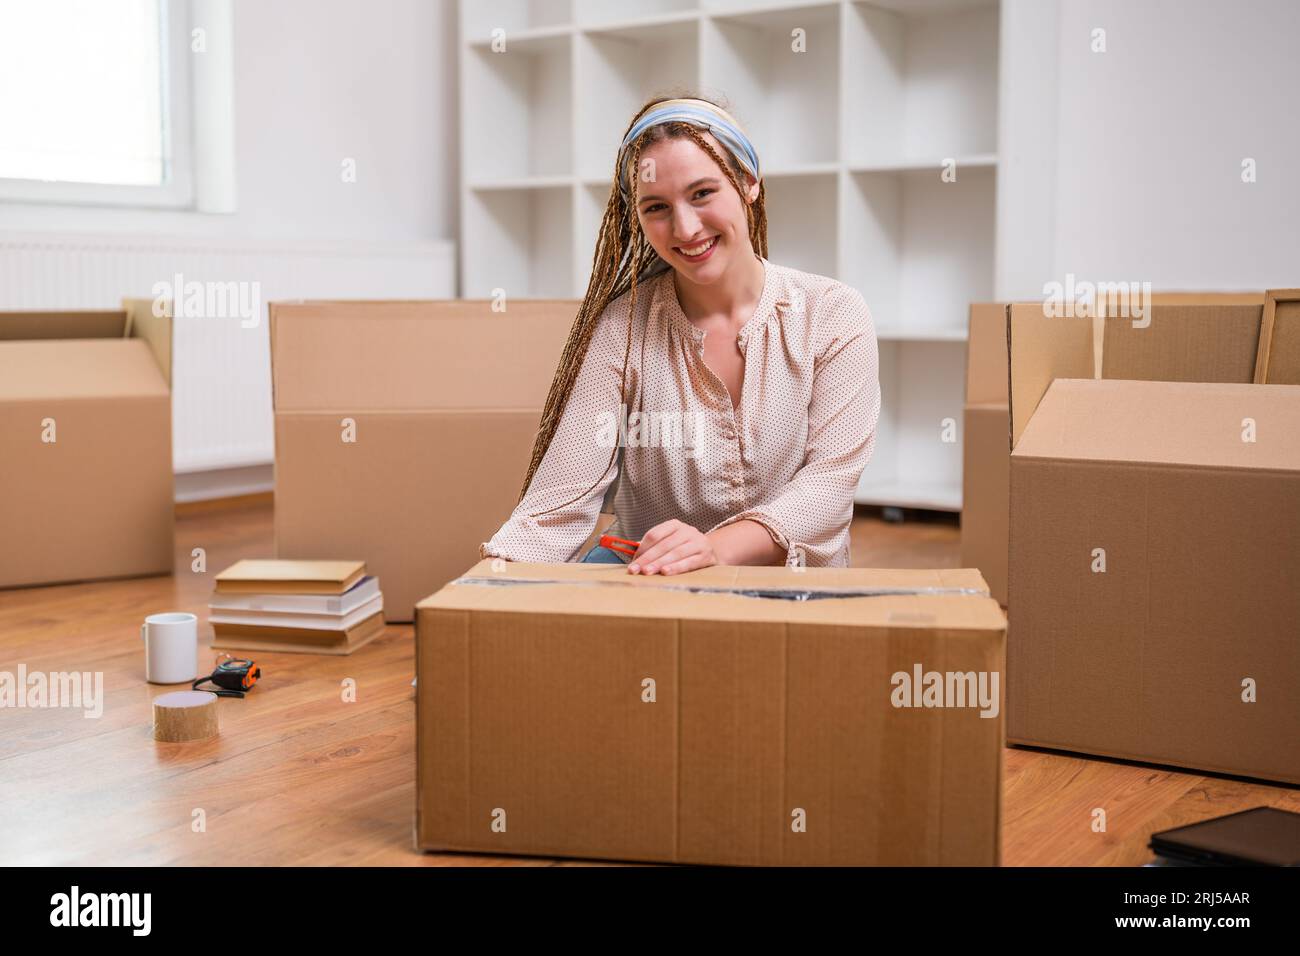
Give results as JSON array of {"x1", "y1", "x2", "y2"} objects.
[{"x1": 1149, "y1": 806, "x2": 1300, "y2": 866}]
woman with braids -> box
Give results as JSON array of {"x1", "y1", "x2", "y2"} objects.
[{"x1": 481, "y1": 94, "x2": 880, "y2": 574}]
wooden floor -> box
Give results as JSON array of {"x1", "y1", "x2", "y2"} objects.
[{"x1": 1, "y1": 495, "x2": 1295, "y2": 866}]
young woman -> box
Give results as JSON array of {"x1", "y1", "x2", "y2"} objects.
[{"x1": 481, "y1": 94, "x2": 880, "y2": 575}]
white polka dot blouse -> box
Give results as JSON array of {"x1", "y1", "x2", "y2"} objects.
[{"x1": 481, "y1": 255, "x2": 882, "y2": 567}]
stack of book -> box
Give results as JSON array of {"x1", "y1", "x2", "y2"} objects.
[{"x1": 209, "y1": 559, "x2": 384, "y2": 655}]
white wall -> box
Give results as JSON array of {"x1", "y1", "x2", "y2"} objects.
[
  {"x1": 0, "y1": 0, "x2": 459, "y2": 245},
  {"x1": 998, "y1": 0, "x2": 1300, "y2": 298}
]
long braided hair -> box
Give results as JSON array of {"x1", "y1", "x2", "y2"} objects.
[{"x1": 517, "y1": 93, "x2": 769, "y2": 513}]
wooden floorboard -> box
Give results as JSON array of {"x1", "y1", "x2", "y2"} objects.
[{"x1": 1, "y1": 498, "x2": 1294, "y2": 866}]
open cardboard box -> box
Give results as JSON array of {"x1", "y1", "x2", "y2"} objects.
[
  {"x1": 0, "y1": 300, "x2": 174, "y2": 589},
  {"x1": 1005, "y1": 294, "x2": 1300, "y2": 784},
  {"x1": 959, "y1": 294, "x2": 1270, "y2": 608},
  {"x1": 269, "y1": 300, "x2": 576, "y2": 622},
  {"x1": 415, "y1": 560, "x2": 1007, "y2": 866}
]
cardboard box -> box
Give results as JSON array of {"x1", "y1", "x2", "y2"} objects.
[
  {"x1": 0, "y1": 301, "x2": 173, "y2": 589},
  {"x1": 1006, "y1": 296, "x2": 1300, "y2": 784},
  {"x1": 416, "y1": 560, "x2": 1007, "y2": 866},
  {"x1": 961, "y1": 303, "x2": 1011, "y2": 605},
  {"x1": 963, "y1": 294, "x2": 1270, "y2": 608},
  {"x1": 269, "y1": 301, "x2": 576, "y2": 622}
]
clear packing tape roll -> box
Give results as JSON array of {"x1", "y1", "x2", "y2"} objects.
[{"x1": 450, "y1": 575, "x2": 987, "y2": 603}]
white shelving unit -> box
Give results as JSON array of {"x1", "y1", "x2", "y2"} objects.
[{"x1": 459, "y1": 0, "x2": 1001, "y2": 512}]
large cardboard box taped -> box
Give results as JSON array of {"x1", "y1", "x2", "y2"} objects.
[
  {"x1": 269, "y1": 301, "x2": 576, "y2": 622},
  {"x1": 0, "y1": 301, "x2": 173, "y2": 589},
  {"x1": 1006, "y1": 295, "x2": 1300, "y2": 784},
  {"x1": 416, "y1": 560, "x2": 1007, "y2": 866},
  {"x1": 961, "y1": 303, "x2": 1011, "y2": 605}
]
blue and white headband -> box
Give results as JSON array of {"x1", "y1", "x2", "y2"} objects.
[{"x1": 617, "y1": 98, "x2": 761, "y2": 200}]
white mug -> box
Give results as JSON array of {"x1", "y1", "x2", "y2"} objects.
[{"x1": 141, "y1": 612, "x2": 199, "y2": 684}]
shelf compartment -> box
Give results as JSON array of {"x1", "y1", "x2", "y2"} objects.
[
  {"x1": 464, "y1": 33, "x2": 572, "y2": 182},
  {"x1": 763, "y1": 171, "x2": 839, "y2": 278},
  {"x1": 463, "y1": 185, "x2": 574, "y2": 298},
  {"x1": 842, "y1": 0, "x2": 998, "y2": 168},
  {"x1": 574, "y1": 180, "x2": 614, "y2": 294},
  {"x1": 855, "y1": 339, "x2": 965, "y2": 511},
  {"x1": 701, "y1": 2, "x2": 841, "y2": 170},
  {"x1": 575, "y1": 18, "x2": 701, "y2": 184},
  {"x1": 842, "y1": 164, "x2": 993, "y2": 338}
]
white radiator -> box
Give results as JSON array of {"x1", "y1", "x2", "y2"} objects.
[{"x1": 0, "y1": 231, "x2": 456, "y2": 475}]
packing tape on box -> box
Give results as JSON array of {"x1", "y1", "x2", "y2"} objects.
[{"x1": 451, "y1": 575, "x2": 987, "y2": 602}]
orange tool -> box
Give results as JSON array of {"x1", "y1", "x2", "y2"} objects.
[{"x1": 599, "y1": 534, "x2": 640, "y2": 558}]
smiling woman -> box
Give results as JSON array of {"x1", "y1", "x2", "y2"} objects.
[{"x1": 481, "y1": 93, "x2": 881, "y2": 575}]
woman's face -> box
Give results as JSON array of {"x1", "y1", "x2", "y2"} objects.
[{"x1": 633, "y1": 132, "x2": 760, "y2": 286}]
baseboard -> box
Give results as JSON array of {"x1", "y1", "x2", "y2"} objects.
[{"x1": 175, "y1": 463, "x2": 273, "y2": 503}]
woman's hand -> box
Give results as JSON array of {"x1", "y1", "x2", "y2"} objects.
[{"x1": 628, "y1": 519, "x2": 718, "y2": 575}]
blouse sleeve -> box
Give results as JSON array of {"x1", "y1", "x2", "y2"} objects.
[
  {"x1": 707, "y1": 284, "x2": 881, "y2": 567},
  {"x1": 479, "y1": 297, "x2": 634, "y2": 563}
]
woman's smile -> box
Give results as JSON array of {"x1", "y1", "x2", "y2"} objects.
[{"x1": 675, "y1": 235, "x2": 719, "y2": 263}]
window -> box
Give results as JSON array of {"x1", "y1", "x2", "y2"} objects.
[{"x1": 0, "y1": 0, "x2": 195, "y2": 207}]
